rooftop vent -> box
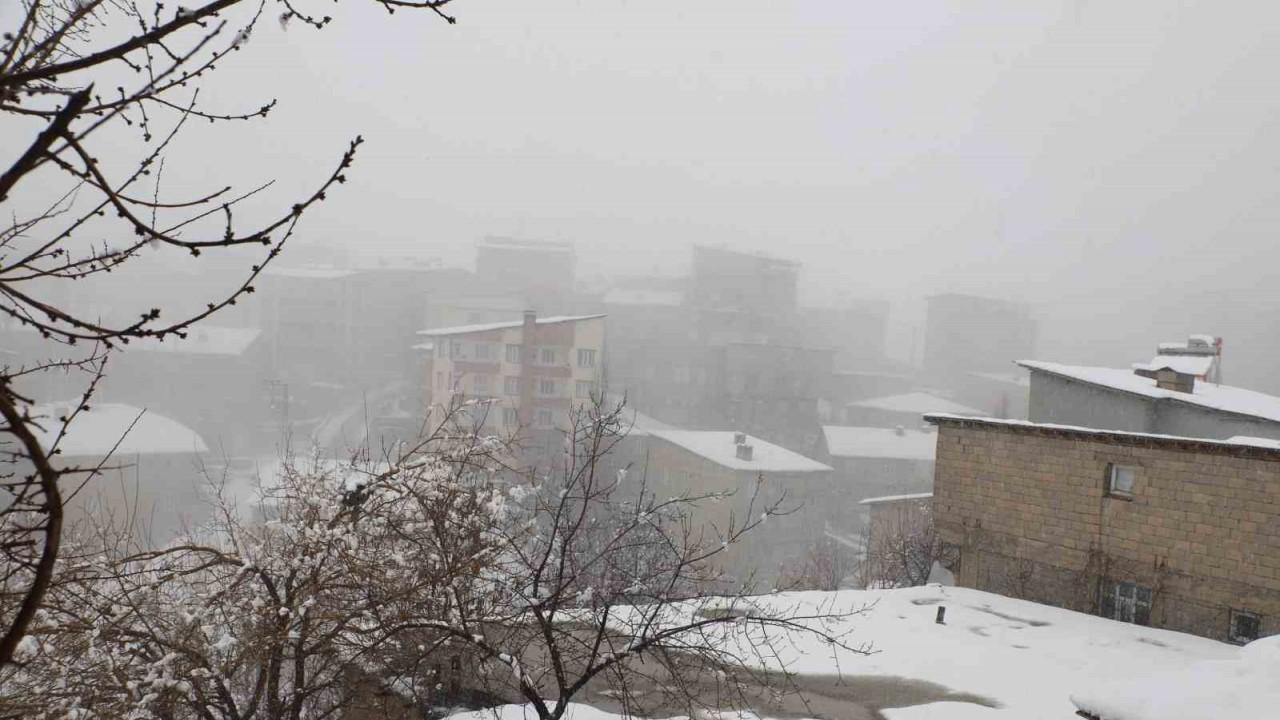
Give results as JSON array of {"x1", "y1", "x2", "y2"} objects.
[
  {"x1": 733, "y1": 431, "x2": 747, "y2": 445},
  {"x1": 735, "y1": 443, "x2": 754, "y2": 461}
]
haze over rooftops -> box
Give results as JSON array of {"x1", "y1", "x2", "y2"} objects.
[
  {"x1": 647, "y1": 430, "x2": 831, "y2": 473},
  {"x1": 821, "y1": 425, "x2": 937, "y2": 461},
  {"x1": 848, "y1": 391, "x2": 987, "y2": 417},
  {"x1": 1018, "y1": 360, "x2": 1280, "y2": 424},
  {"x1": 33, "y1": 403, "x2": 209, "y2": 457},
  {"x1": 417, "y1": 314, "x2": 605, "y2": 337},
  {"x1": 602, "y1": 288, "x2": 684, "y2": 307},
  {"x1": 131, "y1": 326, "x2": 261, "y2": 357}
]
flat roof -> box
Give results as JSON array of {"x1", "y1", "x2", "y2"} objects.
[
  {"x1": 848, "y1": 391, "x2": 987, "y2": 417},
  {"x1": 647, "y1": 430, "x2": 831, "y2": 473},
  {"x1": 417, "y1": 314, "x2": 605, "y2": 338},
  {"x1": 33, "y1": 403, "x2": 209, "y2": 457},
  {"x1": 131, "y1": 326, "x2": 261, "y2": 357},
  {"x1": 925, "y1": 413, "x2": 1280, "y2": 458},
  {"x1": 1018, "y1": 360, "x2": 1280, "y2": 425},
  {"x1": 821, "y1": 425, "x2": 937, "y2": 461}
]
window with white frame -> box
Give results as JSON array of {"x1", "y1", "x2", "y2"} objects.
[
  {"x1": 539, "y1": 379, "x2": 557, "y2": 396},
  {"x1": 474, "y1": 343, "x2": 493, "y2": 361},
  {"x1": 450, "y1": 341, "x2": 464, "y2": 359},
  {"x1": 503, "y1": 408, "x2": 518, "y2": 427},
  {"x1": 1229, "y1": 609, "x2": 1261, "y2": 645},
  {"x1": 575, "y1": 381, "x2": 594, "y2": 399},
  {"x1": 577, "y1": 348, "x2": 596, "y2": 368},
  {"x1": 1106, "y1": 463, "x2": 1136, "y2": 498},
  {"x1": 535, "y1": 408, "x2": 554, "y2": 427},
  {"x1": 504, "y1": 376, "x2": 520, "y2": 395},
  {"x1": 539, "y1": 347, "x2": 557, "y2": 365},
  {"x1": 474, "y1": 375, "x2": 491, "y2": 396},
  {"x1": 505, "y1": 344, "x2": 522, "y2": 364},
  {"x1": 1102, "y1": 581, "x2": 1151, "y2": 625}
]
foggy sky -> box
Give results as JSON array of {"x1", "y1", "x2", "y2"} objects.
[{"x1": 5, "y1": 1, "x2": 1280, "y2": 387}]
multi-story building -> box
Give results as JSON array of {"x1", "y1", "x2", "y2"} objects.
[
  {"x1": 927, "y1": 413, "x2": 1280, "y2": 644},
  {"x1": 475, "y1": 237, "x2": 576, "y2": 315},
  {"x1": 418, "y1": 312, "x2": 606, "y2": 439},
  {"x1": 817, "y1": 425, "x2": 936, "y2": 528},
  {"x1": 922, "y1": 293, "x2": 1037, "y2": 391},
  {"x1": 1019, "y1": 359, "x2": 1280, "y2": 441}
]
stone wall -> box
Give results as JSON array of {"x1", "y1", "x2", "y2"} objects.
[{"x1": 931, "y1": 418, "x2": 1280, "y2": 643}]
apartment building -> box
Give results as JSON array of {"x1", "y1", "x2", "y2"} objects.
[
  {"x1": 418, "y1": 312, "x2": 605, "y2": 436},
  {"x1": 927, "y1": 413, "x2": 1280, "y2": 644}
]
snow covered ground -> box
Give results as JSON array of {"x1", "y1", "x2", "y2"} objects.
[{"x1": 450, "y1": 584, "x2": 1277, "y2": 720}]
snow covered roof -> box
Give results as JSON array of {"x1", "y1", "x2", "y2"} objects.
[
  {"x1": 1072, "y1": 634, "x2": 1280, "y2": 720},
  {"x1": 1133, "y1": 354, "x2": 1215, "y2": 377},
  {"x1": 925, "y1": 413, "x2": 1280, "y2": 455},
  {"x1": 602, "y1": 288, "x2": 684, "y2": 307},
  {"x1": 647, "y1": 430, "x2": 831, "y2": 473},
  {"x1": 968, "y1": 370, "x2": 1030, "y2": 388},
  {"x1": 131, "y1": 326, "x2": 261, "y2": 356},
  {"x1": 821, "y1": 425, "x2": 937, "y2": 461},
  {"x1": 859, "y1": 492, "x2": 933, "y2": 505},
  {"x1": 848, "y1": 392, "x2": 987, "y2": 417},
  {"x1": 33, "y1": 403, "x2": 209, "y2": 457},
  {"x1": 1018, "y1": 360, "x2": 1280, "y2": 424},
  {"x1": 417, "y1": 314, "x2": 606, "y2": 338}
]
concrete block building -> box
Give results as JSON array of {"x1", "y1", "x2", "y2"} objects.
[{"x1": 927, "y1": 414, "x2": 1280, "y2": 644}]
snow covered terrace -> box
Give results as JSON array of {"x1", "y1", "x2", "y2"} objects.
[{"x1": 822, "y1": 425, "x2": 937, "y2": 462}]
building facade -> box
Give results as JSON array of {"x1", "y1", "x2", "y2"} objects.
[
  {"x1": 642, "y1": 429, "x2": 833, "y2": 587},
  {"x1": 817, "y1": 425, "x2": 936, "y2": 535},
  {"x1": 419, "y1": 313, "x2": 605, "y2": 439},
  {"x1": 928, "y1": 414, "x2": 1280, "y2": 644}
]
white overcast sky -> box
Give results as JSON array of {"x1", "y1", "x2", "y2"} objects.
[{"x1": 4, "y1": 1, "x2": 1280, "y2": 384}]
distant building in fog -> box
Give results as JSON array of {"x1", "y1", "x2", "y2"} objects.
[
  {"x1": 475, "y1": 236, "x2": 575, "y2": 315},
  {"x1": 38, "y1": 403, "x2": 209, "y2": 541},
  {"x1": 689, "y1": 244, "x2": 798, "y2": 321},
  {"x1": 817, "y1": 425, "x2": 936, "y2": 525},
  {"x1": 1132, "y1": 334, "x2": 1223, "y2": 384},
  {"x1": 921, "y1": 293, "x2": 1036, "y2": 418},
  {"x1": 417, "y1": 312, "x2": 605, "y2": 439},
  {"x1": 1020, "y1": 359, "x2": 1280, "y2": 441},
  {"x1": 643, "y1": 429, "x2": 832, "y2": 586}
]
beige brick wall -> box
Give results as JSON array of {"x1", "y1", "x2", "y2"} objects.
[{"x1": 932, "y1": 421, "x2": 1280, "y2": 642}]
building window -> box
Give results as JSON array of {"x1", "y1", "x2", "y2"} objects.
[
  {"x1": 474, "y1": 375, "x2": 491, "y2": 395},
  {"x1": 450, "y1": 341, "x2": 464, "y2": 359},
  {"x1": 505, "y1": 344, "x2": 521, "y2": 363},
  {"x1": 577, "y1": 348, "x2": 596, "y2": 368},
  {"x1": 437, "y1": 342, "x2": 446, "y2": 358},
  {"x1": 576, "y1": 380, "x2": 594, "y2": 399},
  {"x1": 474, "y1": 343, "x2": 493, "y2": 361},
  {"x1": 504, "y1": 376, "x2": 520, "y2": 395},
  {"x1": 1106, "y1": 464, "x2": 1136, "y2": 498},
  {"x1": 1229, "y1": 609, "x2": 1261, "y2": 645},
  {"x1": 540, "y1": 347, "x2": 557, "y2": 365},
  {"x1": 539, "y1": 379, "x2": 557, "y2": 396},
  {"x1": 535, "y1": 408, "x2": 554, "y2": 427},
  {"x1": 1102, "y1": 581, "x2": 1152, "y2": 625},
  {"x1": 436, "y1": 371, "x2": 443, "y2": 390},
  {"x1": 503, "y1": 407, "x2": 518, "y2": 427}
]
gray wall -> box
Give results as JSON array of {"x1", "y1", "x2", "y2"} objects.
[
  {"x1": 1027, "y1": 372, "x2": 1156, "y2": 433},
  {"x1": 1154, "y1": 401, "x2": 1280, "y2": 441}
]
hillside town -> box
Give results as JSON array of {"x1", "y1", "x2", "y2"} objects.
[{"x1": 3, "y1": 2, "x2": 1279, "y2": 720}]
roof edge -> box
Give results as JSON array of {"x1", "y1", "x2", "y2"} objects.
[{"x1": 924, "y1": 413, "x2": 1280, "y2": 460}]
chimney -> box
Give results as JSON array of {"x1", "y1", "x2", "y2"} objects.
[
  {"x1": 894, "y1": 425, "x2": 906, "y2": 437},
  {"x1": 1154, "y1": 368, "x2": 1195, "y2": 393},
  {"x1": 733, "y1": 431, "x2": 747, "y2": 445},
  {"x1": 735, "y1": 443, "x2": 754, "y2": 461}
]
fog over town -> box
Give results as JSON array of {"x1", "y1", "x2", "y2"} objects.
[{"x1": 2, "y1": 2, "x2": 1279, "y2": 719}]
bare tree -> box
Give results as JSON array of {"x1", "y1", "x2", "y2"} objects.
[
  {"x1": 862, "y1": 499, "x2": 954, "y2": 589},
  {"x1": 0, "y1": 0, "x2": 460, "y2": 669},
  {"x1": 0, "y1": 405, "x2": 510, "y2": 720},
  {"x1": 391, "y1": 399, "x2": 870, "y2": 720}
]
